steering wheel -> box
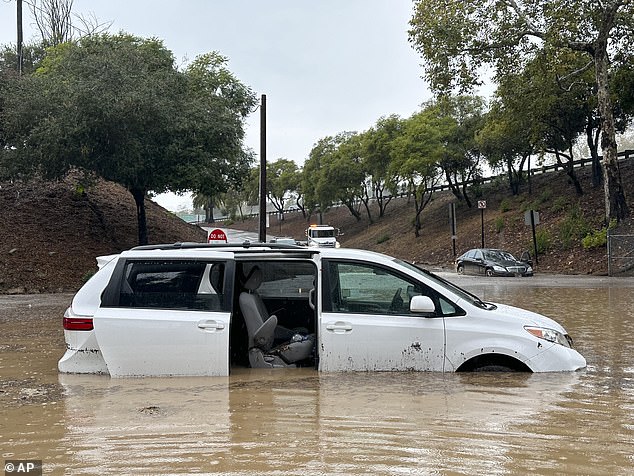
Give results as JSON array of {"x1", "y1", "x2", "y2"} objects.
[{"x1": 389, "y1": 287, "x2": 403, "y2": 312}]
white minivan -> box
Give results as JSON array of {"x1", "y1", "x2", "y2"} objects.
[{"x1": 58, "y1": 243, "x2": 586, "y2": 377}]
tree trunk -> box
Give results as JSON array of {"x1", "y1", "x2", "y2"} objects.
[
  {"x1": 344, "y1": 201, "x2": 362, "y2": 221},
  {"x1": 374, "y1": 181, "x2": 393, "y2": 218},
  {"x1": 551, "y1": 149, "x2": 583, "y2": 196},
  {"x1": 586, "y1": 112, "x2": 602, "y2": 188},
  {"x1": 205, "y1": 204, "x2": 215, "y2": 224},
  {"x1": 594, "y1": 8, "x2": 629, "y2": 222},
  {"x1": 445, "y1": 169, "x2": 464, "y2": 202},
  {"x1": 131, "y1": 188, "x2": 148, "y2": 245}
]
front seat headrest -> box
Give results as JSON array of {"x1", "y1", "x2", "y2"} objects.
[{"x1": 244, "y1": 266, "x2": 263, "y2": 292}]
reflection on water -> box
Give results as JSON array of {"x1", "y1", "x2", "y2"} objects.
[{"x1": 1, "y1": 278, "x2": 634, "y2": 475}]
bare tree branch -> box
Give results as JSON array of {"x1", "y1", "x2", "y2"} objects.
[{"x1": 556, "y1": 60, "x2": 595, "y2": 91}]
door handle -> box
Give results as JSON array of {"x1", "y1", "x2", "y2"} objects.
[
  {"x1": 197, "y1": 320, "x2": 225, "y2": 331},
  {"x1": 326, "y1": 321, "x2": 352, "y2": 333}
]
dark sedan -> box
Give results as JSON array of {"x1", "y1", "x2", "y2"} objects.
[{"x1": 456, "y1": 248, "x2": 533, "y2": 277}]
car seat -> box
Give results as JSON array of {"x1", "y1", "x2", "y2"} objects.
[{"x1": 239, "y1": 266, "x2": 315, "y2": 368}]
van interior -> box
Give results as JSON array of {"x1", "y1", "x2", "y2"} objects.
[{"x1": 230, "y1": 260, "x2": 318, "y2": 369}]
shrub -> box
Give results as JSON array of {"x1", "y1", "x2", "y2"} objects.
[
  {"x1": 377, "y1": 233, "x2": 391, "y2": 244},
  {"x1": 559, "y1": 205, "x2": 590, "y2": 249},
  {"x1": 538, "y1": 188, "x2": 553, "y2": 205},
  {"x1": 551, "y1": 196, "x2": 570, "y2": 213},
  {"x1": 520, "y1": 189, "x2": 553, "y2": 213},
  {"x1": 534, "y1": 229, "x2": 552, "y2": 254},
  {"x1": 499, "y1": 198, "x2": 512, "y2": 213},
  {"x1": 582, "y1": 219, "x2": 617, "y2": 249},
  {"x1": 494, "y1": 216, "x2": 505, "y2": 233},
  {"x1": 582, "y1": 228, "x2": 608, "y2": 249}
]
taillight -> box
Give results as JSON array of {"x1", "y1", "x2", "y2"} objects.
[{"x1": 63, "y1": 316, "x2": 94, "y2": 330}]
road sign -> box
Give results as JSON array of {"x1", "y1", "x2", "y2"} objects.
[
  {"x1": 478, "y1": 200, "x2": 487, "y2": 209},
  {"x1": 524, "y1": 210, "x2": 540, "y2": 225},
  {"x1": 208, "y1": 228, "x2": 227, "y2": 243}
]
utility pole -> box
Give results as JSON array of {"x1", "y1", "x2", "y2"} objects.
[
  {"x1": 258, "y1": 94, "x2": 267, "y2": 243},
  {"x1": 17, "y1": 0, "x2": 24, "y2": 75}
]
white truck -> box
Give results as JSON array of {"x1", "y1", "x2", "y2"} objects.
[{"x1": 305, "y1": 224, "x2": 341, "y2": 248}]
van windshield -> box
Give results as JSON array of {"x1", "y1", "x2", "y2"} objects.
[{"x1": 394, "y1": 259, "x2": 496, "y2": 310}]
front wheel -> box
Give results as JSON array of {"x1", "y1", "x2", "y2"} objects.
[
  {"x1": 457, "y1": 264, "x2": 464, "y2": 274},
  {"x1": 474, "y1": 365, "x2": 514, "y2": 372},
  {"x1": 485, "y1": 268, "x2": 495, "y2": 277}
]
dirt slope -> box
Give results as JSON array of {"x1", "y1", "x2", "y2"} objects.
[{"x1": 0, "y1": 175, "x2": 206, "y2": 293}]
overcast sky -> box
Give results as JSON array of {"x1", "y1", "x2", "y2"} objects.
[{"x1": 0, "y1": 0, "x2": 431, "y2": 210}]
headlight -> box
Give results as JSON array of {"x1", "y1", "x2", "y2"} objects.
[
  {"x1": 493, "y1": 265, "x2": 506, "y2": 272},
  {"x1": 525, "y1": 326, "x2": 572, "y2": 348},
  {"x1": 526, "y1": 266, "x2": 533, "y2": 273}
]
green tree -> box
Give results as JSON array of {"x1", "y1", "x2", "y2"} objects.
[
  {"x1": 329, "y1": 133, "x2": 365, "y2": 221},
  {"x1": 302, "y1": 136, "x2": 335, "y2": 221},
  {"x1": 516, "y1": 55, "x2": 589, "y2": 195},
  {"x1": 409, "y1": 0, "x2": 632, "y2": 223},
  {"x1": 192, "y1": 192, "x2": 217, "y2": 224},
  {"x1": 362, "y1": 115, "x2": 402, "y2": 219},
  {"x1": 478, "y1": 99, "x2": 534, "y2": 195},
  {"x1": 435, "y1": 96, "x2": 485, "y2": 208},
  {"x1": 390, "y1": 109, "x2": 442, "y2": 237},
  {"x1": 1, "y1": 34, "x2": 255, "y2": 244},
  {"x1": 303, "y1": 133, "x2": 365, "y2": 222},
  {"x1": 266, "y1": 158, "x2": 301, "y2": 217},
  {"x1": 0, "y1": 43, "x2": 47, "y2": 76}
]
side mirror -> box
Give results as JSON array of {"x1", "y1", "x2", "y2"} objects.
[{"x1": 410, "y1": 295, "x2": 435, "y2": 315}]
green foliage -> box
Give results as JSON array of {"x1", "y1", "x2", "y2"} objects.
[
  {"x1": 377, "y1": 234, "x2": 391, "y2": 244},
  {"x1": 494, "y1": 216, "x2": 505, "y2": 234},
  {"x1": 267, "y1": 159, "x2": 301, "y2": 214},
  {"x1": 1, "y1": 33, "x2": 256, "y2": 244},
  {"x1": 408, "y1": 0, "x2": 633, "y2": 222},
  {"x1": 551, "y1": 196, "x2": 570, "y2": 213},
  {"x1": 520, "y1": 188, "x2": 553, "y2": 213},
  {"x1": 582, "y1": 219, "x2": 617, "y2": 249},
  {"x1": 538, "y1": 189, "x2": 553, "y2": 205},
  {"x1": 499, "y1": 198, "x2": 512, "y2": 212},
  {"x1": 303, "y1": 132, "x2": 365, "y2": 221},
  {"x1": 558, "y1": 205, "x2": 590, "y2": 249},
  {"x1": 534, "y1": 229, "x2": 552, "y2": 254},
  {"x1": 582, "y1": 228, "x2": 608, "y2": 249},
  {"x1": 73, "y1": 183, "x2": 86, "y2": 199}
]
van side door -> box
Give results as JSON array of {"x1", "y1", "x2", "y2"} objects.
[
  {"x1": 94, "y1": 254, "x2": 234, "y2": 377},
  {"x1": 319, "y1": 259, "x2": 447, "y2": 372}
]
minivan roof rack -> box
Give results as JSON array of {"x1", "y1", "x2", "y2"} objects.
[{"x1": 131, "y1": 241, "x2": 309, "y2": 251}]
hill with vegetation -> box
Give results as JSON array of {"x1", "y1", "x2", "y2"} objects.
[
  {"x1": 0, "y1": 160, "x2": 632, "y2": 294},
  {"x1": 230, "y1": 160, "x2": 634, "y2": 276}
]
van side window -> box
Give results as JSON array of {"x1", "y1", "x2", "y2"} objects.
[
  {"x1": 115, "y1": 260, "x2": 227, "y2": 311},
  {"x1": 324, "y1": 260, "x2": 461, "y2": 317}
]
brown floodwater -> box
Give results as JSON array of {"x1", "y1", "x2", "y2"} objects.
[{"x1": 1, "y1": 275, "x2": 633, "y2": 475}]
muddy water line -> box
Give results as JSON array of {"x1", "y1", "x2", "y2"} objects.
[{"x1": 1, "y1": 278, "x2": 633, "y2": 475}]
